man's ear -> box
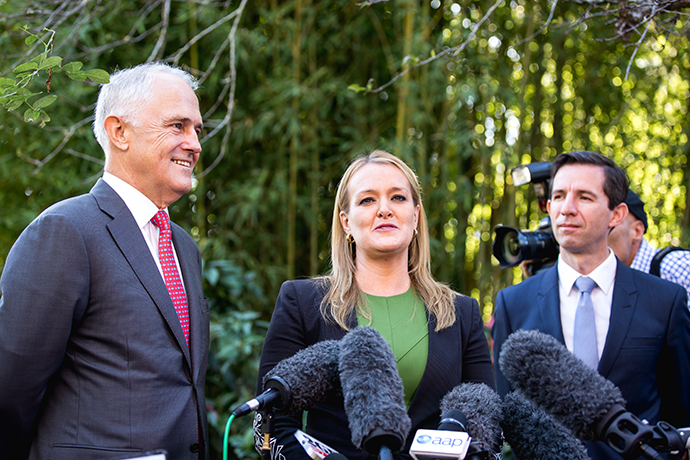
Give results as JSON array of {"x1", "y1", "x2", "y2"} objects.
[
  {"x1": 103, "y1": 115, "x2": 129, "y2": 151},
  {"x1": 630, "y1": 219, "x2": 645, "y2": 244},
  {"x1": 609, "y1": 202, "x2": 628, "y2": 228}
]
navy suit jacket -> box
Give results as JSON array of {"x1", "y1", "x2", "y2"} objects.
[
  {"x1": 0, "y1": 180, "x2": 210, "y2": 460},
  {"x1": 492, "y1": 259, "x2": 690, "y2": 460},
  {"x1": 256, "y1": 279, "x2": 496, "y2": 460}
]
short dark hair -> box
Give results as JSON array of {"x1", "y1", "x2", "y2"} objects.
[{"x1": 550, "y1": 151, "x2": 628, "y2": 210}]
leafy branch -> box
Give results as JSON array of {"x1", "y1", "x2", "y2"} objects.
[{"x1": 0, "y1": 26, "x2": 110, "y2": 127}]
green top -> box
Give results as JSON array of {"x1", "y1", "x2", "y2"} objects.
[{"x1": 357, "y1": 287, "x2": 429, "y2": 407}]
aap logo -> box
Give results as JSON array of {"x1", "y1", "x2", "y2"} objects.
[{"x1": 416, "y1": 435, "x2": 432, "y2": 444}]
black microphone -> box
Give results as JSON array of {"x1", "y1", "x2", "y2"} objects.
[
  {"x1": 232, "y1": 339, "x2": 340, "y2": 417},
  {"x1": 409, "y1": 408, "x2": 472, "y2": 460},
  {"x1": 499, "y1": 330, "x2": 690, "y2": 459},
  {"x1": 339, "y1": 326, "x2": 411, "y2": 460},
  {"x1": 502, "y1": 391, "x2": 589, "y2": 460},
  {"x1": 439, "y1": 383, "x2": 503, "y2": 460},
  {"x1": 439, "y1": 409, "x2": 469, "y2": 432}
]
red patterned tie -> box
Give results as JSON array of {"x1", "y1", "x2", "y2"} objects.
[{"x1": 152, "y1": 210, "x2": 190, "y2": 347}]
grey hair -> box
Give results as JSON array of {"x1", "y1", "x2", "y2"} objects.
[{"x1": 93, "y1": 62, "x2": 199, "y2": 156}]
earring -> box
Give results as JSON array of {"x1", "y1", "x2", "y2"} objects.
[
  {"x1": 346, "y1": 234, "x2": 355, "y2": 244},
  {"x1": 413, "y1": 228, "x2": 418, "y2": 239}
]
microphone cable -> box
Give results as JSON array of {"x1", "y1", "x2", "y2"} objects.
[{"x1": 223, "y1": 413, "x2": 235, "y2": 460}]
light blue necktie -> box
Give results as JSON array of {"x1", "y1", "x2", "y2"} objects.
[{"x1": 573, "y1": 276, "x2": 598, "y2": 370}]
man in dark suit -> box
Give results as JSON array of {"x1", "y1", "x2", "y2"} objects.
[
  {"x1": 492, "y1": 151, "x2": 690, "y2": 460},
  {"x1": 0, "y1": 63, "x2": 210, "y2": 460}
]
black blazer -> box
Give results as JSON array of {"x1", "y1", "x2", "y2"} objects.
[
  {"x1": 492, "y1": 259, "x2": 690, "y2": 460},
  {"x1": 256, "y1": 279, "x2": 495, "y2": 460},
  {"x1": 0, "y1": 180, "x2": 209, "y2": 460}
]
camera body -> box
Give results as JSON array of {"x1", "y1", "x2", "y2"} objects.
[{"x1": 492, "y1": 162, "x2": 559, "y2": 275}]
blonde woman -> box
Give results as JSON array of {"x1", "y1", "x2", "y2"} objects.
[{"x1": 256, "y1": 151, "x2": 494, "y2": 460}]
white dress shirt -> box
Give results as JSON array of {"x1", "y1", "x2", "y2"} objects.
[
  {"x1": 102, "y1": 172, "x2": 185, "y2": 286},
  {"x1": 558, "y1": 249, "x2": 617, "y2": 359}
]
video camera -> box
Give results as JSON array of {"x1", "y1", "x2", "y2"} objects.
[{"x1": 492, "y1": 162, "x2": 559, "y2": 275}]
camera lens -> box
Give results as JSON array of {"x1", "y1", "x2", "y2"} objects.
[
  {"x1": 501, "y1": 230, "x2": 522, "y2": 265},
  {"x1": 492, "y1": 225, "x2": 559, "y2": 268}
]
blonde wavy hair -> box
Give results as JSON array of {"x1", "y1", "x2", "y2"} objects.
[{"x1": 318, "y1": 150, "x2": 457, "y2": 332}]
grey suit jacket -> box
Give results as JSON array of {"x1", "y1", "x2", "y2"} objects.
[
  {"x1": 0, "y1": 180, "x2": 210, "y2": 460},
  {"x1": 492, "y1": 259, "x2": 690, "y2": 460}
]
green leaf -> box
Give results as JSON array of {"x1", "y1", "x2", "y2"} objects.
[
  {"x1": 61, "y1": 61, "x2": 83, "y2": 73},
  {"x1": 6, "y1": 99, "x2": 23, "y2": 111},
  {"x1": 347, "y1": 83, "x2": 367, "y2": 93},
  {"x1": 38, "y1": 111, "x2": 51, "y2": 127},
  {"x1": 25, "y1": 35, "x2": 39, "y2": 45},
  {"x1": 30, "y1": 52, "x2": 48, "y2": 63},
  {"x1": 33, "y1": 95, "x2": 58, "y2": 109},
  {"x1": 13, "y1": 62, "x2": 38, "y2": 73},
  {"x1": 23, "y1": 108, "x2": 41, "y2": 123},
  {"x1": 38, "y1": 56, "x2": 63, "y2": 71},
  {"x1": 85, "y1": 69, "x2": 110, "y2": 84},
  {"x1": 0, "y1": 77, "x2": 15, "y2": 88},
  {"x1": 67, "y1": 71, "x2": 87, "y2": 82}
]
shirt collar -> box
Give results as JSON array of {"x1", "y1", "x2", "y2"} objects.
[
  {"x1": 102, "y1": 172, "x2": 165, "y2": 229},
  {"x1": 557, "y1": 249, "x2": 617, "y2": 295}
]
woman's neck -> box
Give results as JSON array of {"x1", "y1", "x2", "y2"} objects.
[{"x1": 355, "y1": 253, "x2": 411, "y2": 296}]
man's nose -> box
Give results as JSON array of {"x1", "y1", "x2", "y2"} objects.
[
  {"x1": 184, "y1": 128, "x2": 202, "y2": 153},
  {"x1": 560, "y1": 194, "x2": 577, "y2": 214}
]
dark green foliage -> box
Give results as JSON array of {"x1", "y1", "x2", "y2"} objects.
[{"x1": 2, "y1": 0, "x2": 690, "y2": 458}]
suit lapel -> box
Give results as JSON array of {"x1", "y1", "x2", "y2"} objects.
[
  {"x1": 538, "y1": 265, "x2": 566, "y2": 343},
  {"x1": 92, "y1": 180, "x2": 193, "y2": 369},
  {"x1": 406, "y1": 310, "x2": 455, "y2": 425},
  {"x1": 598, "y1": 260, "x2": 636, "y2": 378}
]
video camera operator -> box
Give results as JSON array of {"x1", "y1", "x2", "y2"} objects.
[{"x1": 491, "y1": 150, "x2": 690, "y2": 460}]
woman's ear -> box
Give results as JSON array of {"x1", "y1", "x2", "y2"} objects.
[{"x1": 339, "y1": 211, "x2": 350, "y2": 234}]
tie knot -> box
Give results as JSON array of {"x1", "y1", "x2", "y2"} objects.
[
  {"x1": 151, "y1": 210, "x2": 171, "y2": 231},
  {"x1": 575, "y1": 276, "x2": 596, "y2": 295}
]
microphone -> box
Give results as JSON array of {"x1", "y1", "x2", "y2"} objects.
[
  {"x1": 409, "y1": 409, "x2": 471, "y2": 460},
  {"x1": 499, "y1": 330, "x2": 690, "y2": 459},
  {"x1": 339, "y1": 326, "x2": 411, "y2": 460},
  {"x1": 501, "y1": 391, "x2": 589, "y2": 460},
  {"x1": 232, "y1": 339, "x2": 340, "y2": 417},
  {"x1": 439, "y1": 382, "x2": 504, "y2": 460}
]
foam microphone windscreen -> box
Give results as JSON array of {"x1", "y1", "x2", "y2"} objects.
[
  {"x1": 262, "y1": 339, "x2": 341, "y2": 414},
  {"x1": 502, "y1": 391, "x2": 589, "y2": 460},
  {"x1": 439, "y1": 382, "x2": 503, "y2": 452},
  {"x1": 339, "y1": 326, "x2": 412, "y2": 453},
  {"x1": 498, "y1": 329, "x2": 626, "y2": 441}
]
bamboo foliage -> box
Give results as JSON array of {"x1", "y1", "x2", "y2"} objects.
[{"x1": 3, "y1": 0, "x2": 690, "y2": 456}]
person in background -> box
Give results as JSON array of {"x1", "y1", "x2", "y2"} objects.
[
  {"x1": 608, "y1": 189, "x2": 690, "y2": 308},
  {"x1": 492, "y1": 150, "x2": 690, "y2": 460},
  {"x1": 0, "y1": 63, "x2": 209, "y2": 460},
  {"x1": 256, "y1": 150, "x2": 495, "y2": 460}
]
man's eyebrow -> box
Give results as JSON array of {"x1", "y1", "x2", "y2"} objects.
[{"x1": 163, "y1": 116, "x2": 203, "y2": 130}]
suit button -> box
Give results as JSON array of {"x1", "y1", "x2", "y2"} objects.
[{"x1": 189, "y1": 443, "x2": 200, "y2": 453}]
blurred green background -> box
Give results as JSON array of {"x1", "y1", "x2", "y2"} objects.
[{"x1": 2, "y1": 0, "x2": 690, "y2": 457}]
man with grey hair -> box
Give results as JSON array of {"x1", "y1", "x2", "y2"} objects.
[{"x1": 0, "y1": 63, "x2": 209, "y2": 460}]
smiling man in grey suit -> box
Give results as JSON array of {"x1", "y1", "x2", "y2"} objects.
[
  {"x1": 0, "y1": 63, "x2": 209, "y2": 460},
  {"x1": 492, "y1": 151, "x2": 690, "y2": 460}
]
